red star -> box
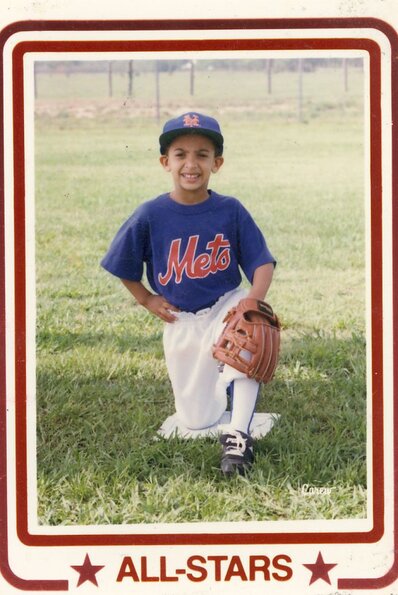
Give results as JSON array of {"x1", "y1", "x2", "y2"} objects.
[
  {"x1": 71, "y1": 553, "x2": 105, "y2": 587},
  {"x1": 303, "y1": 551, "x2": 337, "y2": 585}
]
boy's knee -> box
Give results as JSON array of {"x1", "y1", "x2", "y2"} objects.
[
  {"x1": 178, "y1": 411, "x2": 215, "y2": 430},
  {"x1": 176, "y1": 399, "x2": 226, "y2": 430}
]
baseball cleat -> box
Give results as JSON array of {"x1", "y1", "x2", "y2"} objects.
[{"x1": 220, "y1": 429, "x2": 254, "y2": 476}]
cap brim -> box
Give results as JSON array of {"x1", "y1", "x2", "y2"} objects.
[{"x1": 159, "y1": 128, "x2": 224, "y2": 154}]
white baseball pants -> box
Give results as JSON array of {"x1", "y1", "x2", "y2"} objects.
[{"x1": 163, "y1": 288, "x2": 257, "y2": 430}]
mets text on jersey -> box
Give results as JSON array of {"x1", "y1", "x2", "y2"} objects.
[
  {"x1": 158, "y1": 233, "x2": 231, "y2": 285},
  {"x1": 115, "y1": 553, "x2": 293, "y2": 583}
]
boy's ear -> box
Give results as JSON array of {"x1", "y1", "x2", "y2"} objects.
[
  {"x1": 159, "y1": 155, "x2": 170, "y2": 171},
  {"x1": 212, "y1": 156, "x2": 224, "y2": 173}
]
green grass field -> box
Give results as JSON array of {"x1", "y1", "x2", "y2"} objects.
[{"x1": 35, "y1": 64, "x2": 367, "y2": 525}]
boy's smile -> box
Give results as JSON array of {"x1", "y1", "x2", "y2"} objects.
[{"x1": 160, "y1": 134, "x2": 224, "y2": 205}]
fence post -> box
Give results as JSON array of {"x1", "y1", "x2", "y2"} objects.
[
  {"x1": 128, "y1": 60, "x2": 134, "y2": 97},
  {"x1": 108, "y1": 61, "x2": 113, "y2": 97},
  {"x1": 155, "y1": 61, "x2": 161, "y2": 122},
  {"x1": 298, "y1": 58, "x2": 303, "y2": 122},
  {"x1": 344, "y1": 58, "x2": 349, "y2": 92},
  {"x1": 267, "y1": 59, "x2": 273, "y2": 94},
  {"x1": 190, "y1": 60, "x2": 195, "y2": 96}
]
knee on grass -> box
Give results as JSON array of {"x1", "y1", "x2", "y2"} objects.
[{"x1": 176, "y1": 409, "x2": 223, "y2": 431}]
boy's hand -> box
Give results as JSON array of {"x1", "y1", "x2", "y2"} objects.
[
  {"x1": 142, "y1": 294, "x2": 180, "y2": 323},
  {"x1": 121, "y1": 279, "x2": 179, "y2": 323}
]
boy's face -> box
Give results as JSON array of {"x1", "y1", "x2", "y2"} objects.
[{"x1": 159, "y1": 134, "x2": 224, "y2": 204}]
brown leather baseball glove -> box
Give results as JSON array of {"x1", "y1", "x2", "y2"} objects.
[{"x1": 213, "y1": 298, "x2": 281, "y2": 383}]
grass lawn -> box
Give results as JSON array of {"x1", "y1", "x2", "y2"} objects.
[{"x1": 34, "y1": 64, "x2": 367, "y2": 525}]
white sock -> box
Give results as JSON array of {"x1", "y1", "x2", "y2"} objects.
[{"x1": 229, "y1": 377, "x2": 259, "y2": 434}]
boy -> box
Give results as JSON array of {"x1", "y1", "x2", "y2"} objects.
[{"x1": 101, "y1": 112, "x2": 276, "y2": 475}]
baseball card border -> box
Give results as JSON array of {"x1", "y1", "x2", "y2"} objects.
[{"x1": 0, "y1": 16, "x2": 396, "y2": 591}]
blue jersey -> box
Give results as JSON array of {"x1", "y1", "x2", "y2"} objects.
[{"x1": 101, "y1": 191, "x2": 275, "y2": 313}]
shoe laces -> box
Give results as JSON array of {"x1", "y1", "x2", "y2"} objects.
[{"x1": 223, "y1": 430, "x2": 249, "y2": 456}]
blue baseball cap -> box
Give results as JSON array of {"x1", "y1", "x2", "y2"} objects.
[{"x1": 159, "y1": 112, "x2": 224, "y2": 155}]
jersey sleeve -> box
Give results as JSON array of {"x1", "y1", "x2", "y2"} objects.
[
  {"x1": 236, "y1": 203, "x2": 276, "y2": 283},
  {"x1": 100, "y1": 209, "x2": 149, "y2": 282}
]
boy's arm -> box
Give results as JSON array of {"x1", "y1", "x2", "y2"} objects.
[
  {"x1": 247, "y1": 262, "x2": 274, "y2": 301},
  {"x1": 121, "y1": 279, "x2": 179, "y2": 323}
]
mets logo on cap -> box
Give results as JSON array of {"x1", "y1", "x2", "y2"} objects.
[
  {"x1": 159, "y1": 111, "x2": 224, "y2": 155},
  {"x1": 183, "y1": 114, "x2": 200, "y2": 127}
]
